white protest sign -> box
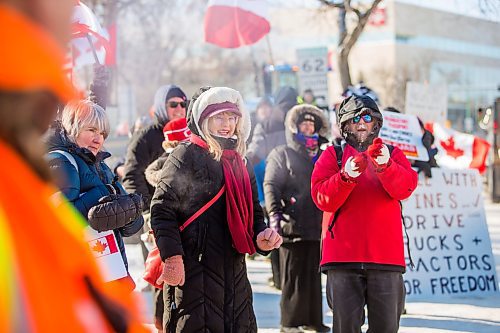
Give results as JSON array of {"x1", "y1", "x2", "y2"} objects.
[
  {"x1": 85, "y1": 227, "x2": 128, "y2": 282},
  {"x1": 405, "y1": 81, "x2": 448, "y2": 124},
  {"x1": 296, "y1": 47, "x2": 329, "y2": 105},
  {"x1": 379, "y1": 111, "x2": 429, "y2": 161},
  {"x1": 402, "y1": 168, "x2": 498, "y2": 300}
]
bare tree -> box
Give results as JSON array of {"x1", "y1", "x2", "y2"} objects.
[{"x1": 317, "y1": 0, "x2": 383, "y2": 90}]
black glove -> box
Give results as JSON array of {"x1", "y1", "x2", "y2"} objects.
[
  {"x1": 89, "y1": 64, "x2": 110, "y2": 108},
  {"x1": 88, "y1": 193, "x2": 144, "y2": 232}
]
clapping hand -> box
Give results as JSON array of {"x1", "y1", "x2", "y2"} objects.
[
  {"x1": 342, "y1": 153, "x2": 368, "y2": 180},
  {"x1": 367, "y1": 138, "x2": 390, "y2": 168}
]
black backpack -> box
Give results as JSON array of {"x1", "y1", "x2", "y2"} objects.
[{"x1": 331, "y1": 144, "x2": 414, "y2": 268}]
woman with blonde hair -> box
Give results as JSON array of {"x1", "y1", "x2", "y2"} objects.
[
  {"x1": 46, "y1": 99, "x2": 144, "y2": 287},
  {"x1": 151, "y1": 86, "x2": 282, "y2": 332}
]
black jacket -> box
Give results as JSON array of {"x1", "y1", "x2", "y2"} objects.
[
  {"x1": 264, "y1": 105, "x2": 330, "y2": 242},
  {"x1": 122, "y1": 122, "x2": 165, "y2": 211},
  {"x1": 150, "y1": 142, "x2": 267, "y2": 332}
]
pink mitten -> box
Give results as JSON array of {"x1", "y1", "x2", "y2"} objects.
[
  {"x1": 156, "y1": 255, "x2": 185, "y2": 286},
  {"x1": 256, "y1": 228, "x2": 283, "y2": 251}
]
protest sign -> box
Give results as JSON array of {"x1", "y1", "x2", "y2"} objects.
[
  {"x1": 405, "y1": 82, "x2": 448, "y2": 124},
  {"x1": 380, "y1": 111, "x2": 429, "y2": 161},
  {"x1": 402, "y1": 168, "x2": 498, "y2": 299}
]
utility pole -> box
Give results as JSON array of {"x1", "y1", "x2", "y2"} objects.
[{"x1": 491, "y1": 97, "x2": 500, "y2": 202}]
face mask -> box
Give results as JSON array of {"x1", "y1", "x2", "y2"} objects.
[{"x1": 296, "y1": 133, "x2": 319, "y2": 158}]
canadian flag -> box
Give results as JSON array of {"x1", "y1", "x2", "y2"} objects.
[
  {"x1": 85, "y1": 227, "x2": 127, "y2": 282},
  {"x1": 67, "y1": 1, "x2": 116, "y2": 69},
  {"x1": 204, "y1": 0, "x2": 270, "y2": 48},
  {"x1": 429, "y1": 123, "x2": 491, "y2": 174}
]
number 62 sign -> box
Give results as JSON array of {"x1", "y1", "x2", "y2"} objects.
[{"x1": 296, "y1": 47, "x2": 329, "y2": 103}]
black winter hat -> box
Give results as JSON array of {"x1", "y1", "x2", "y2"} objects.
[
  {"x1": 337, "y1": 94, "x2": 382, "y2": 131},
  {"x1": 296, "y1": 112, "x2": 321, "y2": 133},
  {"x1": 165, "y1": 86, "x2": 187, "y2": 102}
]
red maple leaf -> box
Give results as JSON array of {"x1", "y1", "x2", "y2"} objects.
[
  {"x1": 440, "y1": 136, "x2": 464, "y2": 159},
  {"x1": 91, "y1": 240, "x2": 108, "y2": 254}
]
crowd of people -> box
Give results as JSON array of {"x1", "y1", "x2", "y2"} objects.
[{"x1": 0, "y1": 1, "x2": 440, "y2": 332}]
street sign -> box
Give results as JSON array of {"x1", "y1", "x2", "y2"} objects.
[{"x1": 296, "y1": 47, "x2": 329, "y2": 106}]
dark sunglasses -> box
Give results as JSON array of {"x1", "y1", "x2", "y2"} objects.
[
  {"x1": 352, "y1": 114, "x2": 373, "y2": 124},
  {"x1": 168, "y1": 101, "x2": 187, "y2": 108}
]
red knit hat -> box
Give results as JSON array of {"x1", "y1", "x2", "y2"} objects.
[{"x1": 163, "y1": 118, "x2": 191, "y2": 142}]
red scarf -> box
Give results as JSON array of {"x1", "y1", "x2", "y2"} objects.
[{"x1": 191, "y1": 135, "x2": 256, "y2": 254}]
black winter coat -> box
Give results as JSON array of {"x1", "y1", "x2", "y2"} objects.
[
  {"x1": 150, "y1": 142, "x2": 267, "y2": 332},
  {"x1": 122, "y1": 122, "x2": 165, "y2": 211},
  {"x1": 46, "y1": 126, "x2": 144, "y2": 269},
  {"x1": 264, "y1": 139, "x2": 326, "y2": 242}
]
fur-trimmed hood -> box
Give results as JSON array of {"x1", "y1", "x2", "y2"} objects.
[
  {"x1": 284, "y1": 104, "x2": 330, "y2": 144},
  {"x1": 189, "y1": 87, "x2": 251, "y2": 142}
]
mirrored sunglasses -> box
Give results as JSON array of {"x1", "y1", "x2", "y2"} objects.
[
  {"x1": 168, "y1": 101, "x2": 187, "y2": 108},
  {"x1": 352, "y1": 114, "x2": 373, "y2": 124}
]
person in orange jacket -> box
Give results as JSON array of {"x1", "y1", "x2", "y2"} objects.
[{"x1": 0, "y1": 1, "x2": 147, "y2": 331}]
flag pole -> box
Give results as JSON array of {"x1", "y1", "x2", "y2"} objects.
[
  {"x1": 265, "y1": 35, "x2": 275, "y2": 66},
  {"x1": 86, "y1": 33, "x2": 101, "y2": 65},
  {"x1": 249, "y1": 45, "x2": 261, "y2": 96}
]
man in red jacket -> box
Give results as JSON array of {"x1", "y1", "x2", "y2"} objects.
[{"x1": 311, "y1": 95, "x2": 418, "y2": 333}]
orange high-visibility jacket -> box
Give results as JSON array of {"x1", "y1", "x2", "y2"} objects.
[{"x1": 0, "y1": 140, "x2": 147, "y2": 332}]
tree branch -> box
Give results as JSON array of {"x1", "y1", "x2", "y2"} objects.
[
  {"x1": 344, "y1": 0, "x2": 361, "y2": 19},
  {"x1": 318, "y1": 0, "x2": 344, "y2": 9},
  {"x1": 339, "y1": 0, "x2": 383, "y2": 56}
]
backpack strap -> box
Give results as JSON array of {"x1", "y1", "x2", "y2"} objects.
[
  {"x1": 48, "y1": 150, "x2": 79, "y2": 172},
  {"x1": 179, "y1": 185, "x2": 225, "y2": 232},
  {"x1": 333, "y1": 144, "x2": 343, "y2": 170},
  {"x1": 327, "y1": 144, "x2": 344, "y2": 238}
]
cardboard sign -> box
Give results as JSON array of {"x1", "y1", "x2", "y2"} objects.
[
  {"x1": 85, "y1": 226, "x2": 127, "y2": 282},
  {"x1": 405, "y1": 82, "x2": 448, "y2": 124},
  {"x1": 402, "y1": 168, "x2": 498, "y2": 299},
  {"x1": 379, "y1": 111, "x2": 429, "y2": 161}
]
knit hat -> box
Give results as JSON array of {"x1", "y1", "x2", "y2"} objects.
[
  {"x1": 153, "y1": 85, "x2": 187, "y2": 124},
  {"x1": 285, "y1": 104, "x2": 329, "y2": 138},
  {"x1": 163, "y1": 118, "x2": 191, "y2": 142},
  {"x1": 336, "y1": 95, "x2": 382, "y2": 135},
  {"x1": 296, "y1": 112, "x2": 321, "y2": 133},
  {"x1": 165, "y1": 86, "x2": 187, "y2": 102},
  {"x1": 198, "y1": 102, "x2": 242, "y2": 125},
  {"x1": 189, "y1": 87, "x2": 251, "y2": 142}
]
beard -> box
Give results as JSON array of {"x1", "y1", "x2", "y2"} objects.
[{"x1": 343, "y1": 123, "x2": 381, "y2": 152}]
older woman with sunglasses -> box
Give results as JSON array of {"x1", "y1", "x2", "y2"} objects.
[{"x1": 311, "y1": 95, "x2": 417, "y2": 333}]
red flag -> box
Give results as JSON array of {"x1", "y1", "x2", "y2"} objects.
[
  {"x1": 104, "y1": 23, "x2": 117, "y2": 66},
  {"x1": 70, "y1": 1, "x2": 110, "y2": 68},
  {"x1": 204, "y1": 0, "x2": 270, "y2": 48},
  {"x1": 429, "y1": 123, "x2": 491, "y2": 174}
]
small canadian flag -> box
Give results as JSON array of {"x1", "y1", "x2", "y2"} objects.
[
  {"x1": 85, "y1": 227, "x2": 127, "y2": 282},
  {"x1": 88, "y1": 233, "x2": 118, "y2": 257}
]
